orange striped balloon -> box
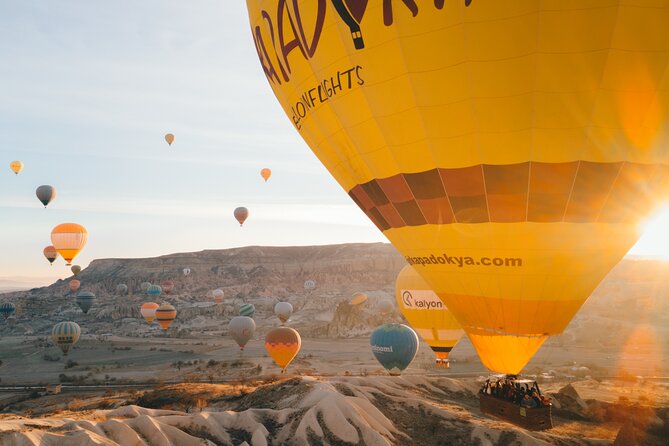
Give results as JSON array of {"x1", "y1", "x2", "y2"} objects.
[
  {"x1": 265, "y1": 327, "x2": 301, "y2": 372},
  {"x1": 155, "y1": 303, "x2": 176, "y2": 330},
  {"x1": 51, "y1": 223, "x2": 88, "y2": 265}
]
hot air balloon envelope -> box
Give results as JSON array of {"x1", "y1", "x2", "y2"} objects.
[
  {"x1": 261, "y1": 168, "x2": 272, "y2": 182},
  {"x1": 36, "y1": 185, "x2": 56, "y2": 207},
  {"x1": 156, "y1": 304, "x2": 176, "y2": 330},
  {"x1": 141, "y1": 302, "x2": 159, "y2": 324},
  {"x1": 51, "y1": 321, "x2": 81, "y2": 355},
  {"x1": 43, "y1": 246, "x2": 58, "y2": 265},
  {"x1": 396, "y1": 265, "x2": 464, "y2": 367},
  {"x1": 69, "y1": 280, "x2": 81, "y2": 293},
  {"x1": 9, "y1": 161, "x2": 23, "y2": 175},
  {"x1": 350, "y1": 292, "x2": 368, "y2": 306},
  {"x1": 239, "y1": 303, "x2": 255, "y2": 318},
  {"x1": 51, "y1": 223, "x2": 88, "y2": 265},
  {"x1": 229, "y1": 316, "x2": 256, "y2": 350},
  {"x1": 234, "y1": 207, "x2": 249, "y2": 226},
  {"x1": 245, "y1": 1, "x2": 669, "y2": 375},
  {"x1": 378, "y1": 300, "x2": 394, "y2": 316},
  {"x1": 165, "y1": 133, "x2": 175, "y2": 145},
  {"x1": 370, "y1": 324, "x2": 419, "y2": 376},
  {"x1": 161, "y1": 281, "x2": 174, "y2": 295},
  {"x1": 265, "y1": 327, "x2": 301, "y2": 371},
  {"x1": 117, "y1": 284, "x2": 128, "y2": 295},
  {"x1": 274, "y1": 302, "x2": 293, "y2": 324},
  {"x1": 0, "y1": 302, "x2": 16, "y2": 319},
  {"x1": 76, "y1": 291, "x2": 96, "y2": 314}
]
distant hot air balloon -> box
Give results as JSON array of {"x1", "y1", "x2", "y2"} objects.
[
  {"x1": 140, "y1": 302, "x2": 159, "y2": 324},
  {"x1": 76, "y1": 291, "x2": 96, "y2": 314},
  {"x1": 164, "y1": 133, "x2": 175, "y2": 146},
  {"x1": 350, "y1": 292, "x2": 368, "y2": 306},
  {"x1": 183, "y1": 268, "x2": 191, "y2": 277},
  {"x1": 51, "y1": 321, "x2": 81, "y2": 355},
  {"x1": 0, "y1": 302, "x2": 16, "y2": 319},
  {"x1": 161, "y1": 280, "x2": 174, "y2": 295},
  {"x1": 378, "y1": 300, "x2": 394, "y2": 316},
  {"x1": 229, "y1": 316, "x2": 256, "y2": 350},
  {"x1": 260, "y1": 168, "x2": 272, "y2": 182},
  {"x1": 234, "y1": 207, "x2": 249, "y2": 226},
  {"x1": 396, "y1": 265, "x2": 464, "y2": 368},
  {"x1": 147, "y1": 284, "x2": 162, "y2": 298},
  {"x1": 265, "y1": 327, "x2": 301, "y2": 372},
  {"x1": 304, "y1": 280, "x2": 316, "y2": 291},
  {"x1": 370, "y1": 324, "x2": 419, "y2": 376},
  {"x1": 239, "y1": 303, "x2": 255, "y2": 318},
  {"x1": 71, "y1": 265, "x2": 81, "y2": 276},
  {"x1": 274, "y1": 302, "x2": 293, "y2": 324},
  {"x1": 43, "y1": 246, "x2": 58, "y2": 265},
  {"x1": 156, "y1": 304, "x2": 176, "y2": 330},
  {"x1": 69, "y1": 280, "x2": 81, "y2": 294},
  {"x1": 9, "y1": 160, "x2": 23, "y2": 175},
  {"x1": 35, "y1": 185, "x2": 56, "y2": 208},
  {"x1": 50, "y1": 223, "x2": 88, "y2": 265},
  {"x1": 140, "y1": 282, "x2": 152, "y2": 294},
  {"x1": 116, "y1": 284, "x2": 128, "y2": 295},
  {"x1": 212, "y1": 289, "x2": 224, "y2": 304}
]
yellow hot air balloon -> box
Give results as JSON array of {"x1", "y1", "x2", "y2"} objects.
[
  {"x1": 396, "y1": 265, "x2": 464, "y2": 368},
  {"x1": 51, "y1": 223, "x2": 88, "y2": 266},
  {"x1": 9, "y1": 160, "x2": 23, "y2": 175},
  {"x1": 350, "y1": 292, "x2": 367, "y2": 306},
  {"x1": 265, "y1": 327, "x2": 301, "y2": 372},
  {"x1": 246, "y1": 2, "x2": 669, "y2": 374},
  {"x1": 261, "y1": 167, "x2": 272, "y2": 182},
  {"x1": 165, "y1": 133, "x2": 175, "y2": 146}
]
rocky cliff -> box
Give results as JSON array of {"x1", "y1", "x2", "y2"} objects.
[{"x1": 0, "y1": 243, "x2": 406, "y2": 338}]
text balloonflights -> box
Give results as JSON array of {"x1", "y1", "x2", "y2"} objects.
[{"x1": 291, "y1": 66, "x2": 364, "y2": 129}]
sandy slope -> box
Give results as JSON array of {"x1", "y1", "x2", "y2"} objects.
[{"x1": 1, "y1": 376, "x2": 665, "y2": 446}]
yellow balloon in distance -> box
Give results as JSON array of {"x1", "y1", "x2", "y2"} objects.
[
  {"x1": 246, "y1": 2, "x2": 669, "y2": 374},
  {"x1": 396, "y1": 265, "x2": 464, "y2": 368},
  {"x1": 9, "y1": 160, "x2": 23, "y2": 175}
]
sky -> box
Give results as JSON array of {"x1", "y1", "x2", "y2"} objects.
[{"x1": 0, "y1": 1, "x2": 666, "y2": 286}]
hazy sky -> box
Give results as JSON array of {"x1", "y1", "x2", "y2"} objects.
[{"x1": 0, "y1": 1, "x2": 664, "y2": 285}]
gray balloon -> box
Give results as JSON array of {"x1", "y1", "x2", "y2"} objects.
[
  {"x1": 76, "y1": 291, "x2": 96, "y2": 314},
  {"x1": 229, "y1": 316, "x2": 256, "y2": 350},
  {"x1": 116, "y1": 284, "x2": 128, "y2": 295},
  {"x1": 36, "y1": 185, "x2": 56, "y2": 207}
]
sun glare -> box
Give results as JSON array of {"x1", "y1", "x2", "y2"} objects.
[{"x1": 630, "y1": 205, "x2": 669, "y2": 258}]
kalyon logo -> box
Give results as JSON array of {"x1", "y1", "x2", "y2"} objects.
[
  {"x1": 251, "y1": 0, "x2": 474, "y2": 86},
  {"x1": 400, "y1": 290, "x2": 444, "y2": 310}
]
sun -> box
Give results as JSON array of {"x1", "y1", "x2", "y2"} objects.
[{"x1": 629, "y1": 205, "x2": 669, "y2": 258}]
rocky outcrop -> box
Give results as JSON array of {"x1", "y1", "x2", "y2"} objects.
[{"x1": 0, "y1": 243, "x2": 406, "y2": 339}]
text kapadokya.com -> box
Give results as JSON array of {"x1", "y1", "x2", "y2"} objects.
[{"x1": 406, "y1": 254, "x2": 523, "y2": 268}]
